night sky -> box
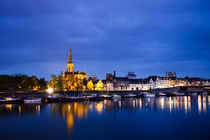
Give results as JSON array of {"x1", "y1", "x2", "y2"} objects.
[{"x1": 0, "y1": 0, "x2": 210, "y2": 80}]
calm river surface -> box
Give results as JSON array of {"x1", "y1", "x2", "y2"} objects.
[{"x1": 0, "y1": 95, "x2": 210, "y2": 140}]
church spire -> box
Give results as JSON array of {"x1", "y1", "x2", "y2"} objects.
[
  {"x1": 67, "y1": 48, "x2": 74, "y2": 73},
  {"x1": 68, "y1": 48, "x2": 73, "y2": 63}
]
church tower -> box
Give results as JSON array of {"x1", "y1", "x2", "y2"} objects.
[{"x1": 67, "y1": 48, "x2": 74, "y2": 73}]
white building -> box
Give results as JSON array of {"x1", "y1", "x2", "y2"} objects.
[
  {"x1": 129, "y1": 83, "x2": 142, "y2": 90},
  {"x1": 155, "y1": 77, "x2": 170, "y2": 88},
  {"x1": 104, "y1": 82, "x2": 113, "y2": 91}
]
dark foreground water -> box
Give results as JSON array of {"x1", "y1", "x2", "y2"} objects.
[{"x1": 0, "y1": 95, "x2": 210, "y2": 140}]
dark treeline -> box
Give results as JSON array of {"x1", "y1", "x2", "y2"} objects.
[{"x1": 0, "y1": 74, "x2": 47, "y2": 91}]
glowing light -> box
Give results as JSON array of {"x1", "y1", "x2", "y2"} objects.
[
  {"x1": 47, "y1": 88, "x2": 54, "y2": 94},
  {"x1": 5, "y1": 98, "x2": 12, "y2": 101}
]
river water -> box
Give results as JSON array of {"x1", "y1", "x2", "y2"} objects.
[{"x1": 0, "y1": 95, "x2": 209, "y2": 140}]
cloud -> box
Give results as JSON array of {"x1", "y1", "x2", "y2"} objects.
[{"x1": 0, "y1": 0, "x2": 210, "y2": 80}]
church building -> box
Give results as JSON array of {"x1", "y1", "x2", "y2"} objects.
[{"x1": 63, "y1": 48, "x2": 87, "y2": 90}]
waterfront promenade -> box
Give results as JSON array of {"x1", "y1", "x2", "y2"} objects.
[{"x1": 0, "y1": 85, "x2": 209, "y2": 98}]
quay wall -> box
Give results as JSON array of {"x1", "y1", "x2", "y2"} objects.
[{"x1": 0, "y1": 86, "x2": 209, "y2": 97}]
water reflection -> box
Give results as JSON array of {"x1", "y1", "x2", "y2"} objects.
[
  {"x1": 0, "y1": 96, "x2": 209, "y2": 117},
  {"x1": 50, "y1": 103, "x2": 88, "y2": 137},
  {"x1": 0, "y1": 96, "x2": 209, "y2": 139},
  {"x1": 0, "y1": 104, "x2": 42, "y2": 115}
]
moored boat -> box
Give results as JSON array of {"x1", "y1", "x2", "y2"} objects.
[
  {"x1": 144, "y1": 93, "x2": 155, "y2": 98},
  {"x1": 201, "y1": 92, "x2": 208, "y2": 96},
  {"x1": 24, "y1": 97, "x2": 42, "y2": 104},
  {"x1": 84, "y1": 94, "x2": 97, "y2": 100},
  {"x1": 112, "y1": 94, "x2": 121, "y2": 100},
  {"x1": 122, "y1": 94, "x2": 136, "y2": 98},
  {"x1": 59, "y1": 95, "x2": 86, "y2": 102},
  {"x1": 44, "y1": 95, "x2": 59, "y2": 103},
  {"x1": 99, "y1": 94, "x2": 113, "y2": 99},
  {"x1": 142, "y1": 92, "x2": 155, "y2": 97},
  {"x1": 176, "y1": 92, "x2": 185, "y2": 96},
  {"x1": 136, "y1": 93, "x2": 144, "y2": 98},
  {"x1": 156, "y1": 92, "x2": 166, "y2": 96},
  {"x1": 0, "y1": 97, "x2": 23, "y2": 104}
]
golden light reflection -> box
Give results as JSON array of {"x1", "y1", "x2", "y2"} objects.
[
  {"x1": 208, "y1": 96, "x2": 210, "y2": 106},
  {"x1": 188, "y1": 96, "x2": 191, "y2": 112},
  {"x1": 67, "y1": 113, "x2": 74, "y2": 135},
  {"x1": 139, "y1": 99, "x2": 142, "y2": 109},
  {"x1": 176, "y1": 97, "x2": 179, "y2": 110},
  {"x1": 36, "y1": 105, "x2": 40, "y2": 112},
  {"x1": 180, "y1": 96, "x2": 183, "y2": 110},
  {"x1": 169, "y1": 97, "x2": 172, "y2": 112},
  {"x1": 133, "y1": 100, "x2": 135, "y2": 108},
  {"x1": 160, "y1": 98, "x2": 164, "y2": 110},
  {"x1": 19, "y1": 106, "x2": 21, "y2": 113},
  {"x1": 5, "y1": 104, "x2": 12, "y2": 111},
  {"x1": 89, "y1": 104, "x2": 93, "y2": 111},
  {"x1": 96, "y1": 102, "x2": 103, "y2": 114},
  {"x1": 184, "y1": 96, "x2": 188, "y2": 114},
  {"x1": 47, "y1": 95, "x2": 209, "y2": 139},
  {"x1": 198, "y1": 95, "x2": 202, "y2": 114},
  {"x1": 55, "y1": 103, "x2": 88, "y2": 137},
  {"x1": 203, "y1": 96, "x2": 206, "y2": 113},
  {"x1": 68, "y1": 105, "x2": 71, "y2": 112},
  {"x1": 104, "y1": 100, "x2": 107, "y2": 105}
]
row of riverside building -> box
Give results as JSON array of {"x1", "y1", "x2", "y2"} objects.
[
  {"x1": 101, "y1": 71, "x2": 210, "y2": 91},
  {"x1": 62, "y1": 48, "x2": 210, "y2": 91}
]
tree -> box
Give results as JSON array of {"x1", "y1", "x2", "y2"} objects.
[
  {"x1": 49, "y1": 75, "x2": 66, "y2": 91},
  {"x1": 83, "y1": 78, "x2": 88, "y2": 89},
  {"x1": 38, "y1": 78, "x2": 47, "y2": 91},
  {"x1": 57, "y1": 75, "x2": 66, "y2": 91},
  {"x1": 0, "y1": 75, "x2": 14, "y2": 91},
  {"x1": 87, "y1": 80, "x2": 94, "y2": 90},
  {"x1": 49, "y1": 75, "x2": 57, "y2": 91},
  {"x1": 73, "y1": 78, "x2": 84, "y2": 91},
  {"x1": 21, "y1": 75, "x2": 38, "y2": 91},
  {"x1": 0, "y1": 74, "x2": 45, "y2": 92}
]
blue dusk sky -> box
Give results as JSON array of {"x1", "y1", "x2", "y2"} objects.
[{"x1": 0, "y1": 0, "x2": 210, "y2": 80}]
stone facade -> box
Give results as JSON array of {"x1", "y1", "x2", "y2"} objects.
[{"x1": 63, "y1": 49, "x2": 87, "y2": 90}]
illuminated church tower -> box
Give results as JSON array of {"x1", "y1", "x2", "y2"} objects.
[
  {"x1": 63, "y1": 48, "x2": 87, "y2": 90},
  {"x1": 67, "y1": 49, "x2": 74, "y2": 73}
]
